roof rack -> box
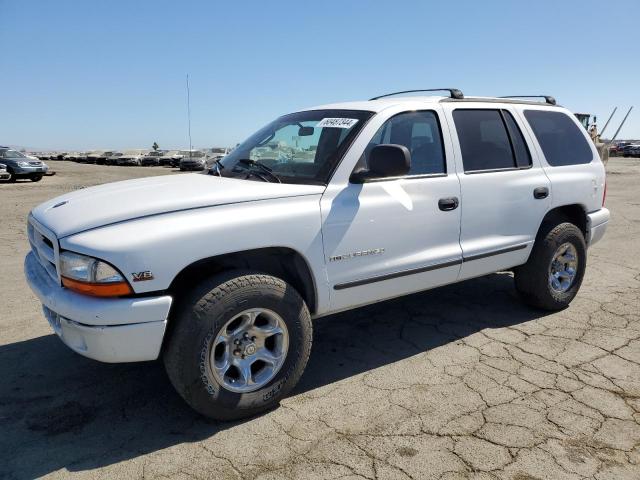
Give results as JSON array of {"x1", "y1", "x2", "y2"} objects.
[
  {"x1": 370, "y1": 88, "x2": 464, "y2": 101},
  {"x1": 499, "y1": 95, "x2": 556, "y2": 106}
]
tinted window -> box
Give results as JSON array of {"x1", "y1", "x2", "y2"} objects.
[
  {"x1": 524, "y1": 110, "x2": 593, "y2": 166},
  {"x1": 453, "y1": 110, "x2": 514, "y2": 172},
  {"x1": 363, "y1": 111, "x2": 445, "y2": 175},
  {"x1": 503, "y1": 111, "x2": 532, "y2": 168}
]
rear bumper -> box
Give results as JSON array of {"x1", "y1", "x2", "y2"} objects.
[
  {"x1": 587, "y1": 208, "x2": 610, "y2": 246},
  {"x1": 25, "y1": 251, "x2": 172, "y2": 362}
]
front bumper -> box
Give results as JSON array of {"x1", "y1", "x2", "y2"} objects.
[
  {"x1": 587, "y1": 208, "x2": 610, "y2": 246},
  {"x1": 25, "y1": 251, "x2": 173, "y2": 363},
  {"x1": 13, "y1": 165, "x2": 49, "y2": 175}
]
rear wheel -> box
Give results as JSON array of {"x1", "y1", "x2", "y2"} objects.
[
  {"x1": 515, "y1": 222, "x2": 586, "y2": 310},
  {"x1": 163, "y1": 271, "x2": 312, "y2": 420}
]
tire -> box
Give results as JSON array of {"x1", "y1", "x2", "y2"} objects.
[
  {"x1": 30, "y1": 174, "x2": 43, "y2": 182},
  {"x1": 6, "y1": 169, "x2": 16, "y2": 183},
  {"x1": 163, "y1": 271, "x2": 312, "y2": 420},
  {"x1": 514, "y1": 222, "x2": 586, "y2": 310}
]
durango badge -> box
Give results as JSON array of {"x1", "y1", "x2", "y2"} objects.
[{"x1": 132, "y1": 271, "x2": 154, "y2": 282}]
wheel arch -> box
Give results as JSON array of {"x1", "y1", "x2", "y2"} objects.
[
  {"x1": 538, "y1": 204, "x2": 588, "y2": 240},
  {"x1": 168, "y1": 246, "x2": 318, "y2": 315}
]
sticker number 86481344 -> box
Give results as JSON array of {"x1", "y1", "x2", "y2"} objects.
[{"x1": 316, "y1": 118, "x2": 359, "y2": 129}]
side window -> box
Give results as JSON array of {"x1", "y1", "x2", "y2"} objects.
[
  {"x1": 523, "y1": 110, "x2": 593, "y2": 166},
  {"x1": 453, "y1": 109, "x2": 515, "y2": 172},
  {"x1": 363, "y1": 111, "x2": 446, "y2": 175},
  {"x1": 503, "y1": 111, "x2": 532, "y2": 168}
]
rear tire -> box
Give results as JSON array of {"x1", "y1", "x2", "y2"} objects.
[
  {"x1": 515, "y1": 222, "x2": 586, "y2": 310},
  {"x1": 163, "y1": 271, "x2": 312, "y2": 420}
]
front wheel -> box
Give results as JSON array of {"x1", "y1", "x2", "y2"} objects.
[
  {"x1": 163, "y1": 271, "x2": 312, "y2": 420},
  {"x1": 30, "y1": 174, "x2": 43, "y2": 182},
  {"x1": 514, "y1": 222, "x2": 586, "y2": 310}
]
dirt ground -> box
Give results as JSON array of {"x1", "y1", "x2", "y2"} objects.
[{"x1": 1, "y1": 160, "x2": 639, "y2": 479}]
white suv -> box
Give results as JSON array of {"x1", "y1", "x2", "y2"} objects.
[{"x1": 24, "y1": 89, "x2": 609, "y2": 420}]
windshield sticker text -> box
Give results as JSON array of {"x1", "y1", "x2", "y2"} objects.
[{"x1": 317, "y1": 118, "x2": 359, "y2": 129}]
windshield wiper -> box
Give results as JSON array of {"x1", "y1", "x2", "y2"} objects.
[{"x1": 237, "y1": 159, "x2": 281, "y2": 183}]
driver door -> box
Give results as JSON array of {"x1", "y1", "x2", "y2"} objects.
[{"x1": 320, "y1": 109, "x2": 463, "y2": 313}]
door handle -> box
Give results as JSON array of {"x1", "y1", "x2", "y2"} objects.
[
  {"x1": 438, "y1": 197, "x2": 459, "y2": 211},
  {"x1": 533, "y1": 187, "x2": 549, "y2": 199}
]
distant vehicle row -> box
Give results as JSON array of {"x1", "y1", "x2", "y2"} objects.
[
  {"x1": 609, "y1": 142, "x2": 640, "y2": 157},
  {"x1": 33, "y1": 148, "x2": 231, "y2": 170}
]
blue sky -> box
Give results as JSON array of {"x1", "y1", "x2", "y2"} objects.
[{"x1": 1, "y1": 0, "x2": 638, "y2": 150}]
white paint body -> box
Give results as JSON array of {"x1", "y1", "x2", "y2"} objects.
[{"x1": 24, "y1": 96, "x2": 609, "y2": 362}]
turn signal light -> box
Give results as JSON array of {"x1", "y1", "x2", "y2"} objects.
[{"x1": 61, "y1": 276, "x2": 133, "y2": 297}]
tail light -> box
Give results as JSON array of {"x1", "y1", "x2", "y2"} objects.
[{"x1": 602, "y1": 178, "x2": 607, "y2": 207}]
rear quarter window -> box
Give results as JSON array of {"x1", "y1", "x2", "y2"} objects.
[{"x1": 523, "y1": 110, "x2": 593, "y2": 166}]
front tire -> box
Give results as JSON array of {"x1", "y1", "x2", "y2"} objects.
[
  {"x1": 515, "y1": 222, "x2": 586, "y2": 310},
  {"x1": 30, "y1": 174, "x2": 43, "y2": 182},
  {"x1": 164, "y1": 271, "x2": 312, "y2": 420}
]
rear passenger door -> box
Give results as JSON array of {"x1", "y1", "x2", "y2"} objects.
[{"x1": 445, "y1": 107, "x2": 551, "y2": 280}]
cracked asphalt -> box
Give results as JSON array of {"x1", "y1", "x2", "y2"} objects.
[{"x1": 0, "y1": 159, "x2": 639, "y2": 479}]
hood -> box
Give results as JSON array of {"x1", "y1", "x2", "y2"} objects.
[{"x1": 31, "y1": 174, "x2": 325, "y2": 238}]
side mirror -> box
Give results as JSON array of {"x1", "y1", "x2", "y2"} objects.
[
  {"x1": 350, "y1": 144, "x2": 411, "y2": 183},
  {"x1": 298, "y1": 126, "x2": 314, "y2": 136}
]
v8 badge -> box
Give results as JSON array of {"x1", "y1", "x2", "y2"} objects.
[{"x1": 132, "y1": 271, "x2": 154, "y2": 282}]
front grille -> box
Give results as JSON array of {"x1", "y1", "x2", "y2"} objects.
[{"x1": 28, "y1": 217, "x2": 59, "y2": 283}]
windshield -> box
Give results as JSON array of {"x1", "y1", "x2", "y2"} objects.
[
  {"x1": 0, "y1": 149, "x2": 27, "y2": 159},
  {"x1": 219, "y1": 109, "x2": 373, "y2": 184}
]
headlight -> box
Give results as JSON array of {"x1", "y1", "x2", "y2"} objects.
[
  {"x1": 59, "y1": 251, "x2": 132, "y2": 297},
  {"x1": 18, "y1": 161, "x2": 31, "y2": 167}
]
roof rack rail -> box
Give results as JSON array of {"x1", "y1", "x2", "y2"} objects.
[
  {"x1": 370, "y1": 88, "x2": 464, "y2": 101},
  {"x1": 499, "y1": 95, "x2": 556, "y2": 106}
]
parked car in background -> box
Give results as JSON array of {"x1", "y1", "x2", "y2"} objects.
[
  {"x1": 179, "y1": 150, "x2": 208, "y2": 171},
  {"x1": 610, "y1": 142, "x2": 629, "y2": 157},
  {"x1": 116, "y1": 150, "x2": 149, "y2": 166},
  {"x1": 208, "y1": 147, "x2": 230, "y2": 157},
  {"x1": 158, "y1": 150, "x2": 184, "y2": 167},
  {"x1": 104, "y1": 152, "x2": 123, "y2": 165},
  {"x1": 63, "y1": 152, "x2": 86, "y2": 162},
  {"x1": 96, "y1": 151, "x2": 118, "y2": 165},
  {"x1": 84, "y1": 151, "x2": 103, "y2": 164},
  {"x1": 628, "y1": 145, "x2": 640, "y2": 158},
  {"x1": 0, "y1": 163, "x2": 10, "y2": 181},
  {"x1": 623, "y1": 144, "x2": 640, "y2": 157},
  {"x1": 141, "y1": 150, "x2": 164, "y2": 166},
  {"x1": 0, "y1": 146, "x2": 49, "y2": 182}
]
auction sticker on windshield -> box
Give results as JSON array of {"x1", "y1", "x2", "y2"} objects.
[{"x1": 316, "y1": 118, "x2": 359, "y2": 128}]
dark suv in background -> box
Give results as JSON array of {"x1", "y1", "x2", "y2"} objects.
[{"x1": 0, "y1": 147, "x2": 49, "y2": 182}]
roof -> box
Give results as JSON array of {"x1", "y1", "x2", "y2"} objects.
[{"x1": 305, "y1": 95, "x2": 562, "y2": 113}]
